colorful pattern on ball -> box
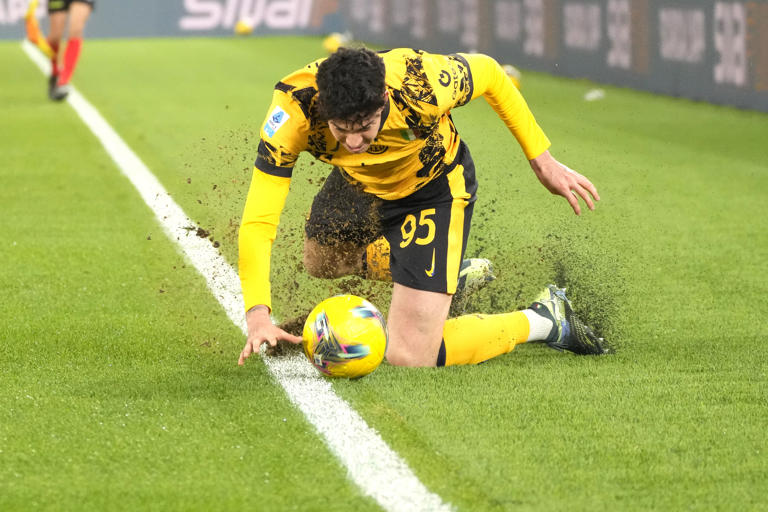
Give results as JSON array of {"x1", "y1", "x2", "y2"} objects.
[
  {"x1": 310, "y1": 310, "x2": 371, "y2": 371},
  {"x1": 302, "y1": 295, "x2": 388, "y2": 378}
]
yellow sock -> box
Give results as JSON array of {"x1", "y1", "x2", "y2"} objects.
[
  {"x1": 365, "y1": 237, "x2": 392, "y2": 281},
  {"x1": 439, "y1": 311, "x2": 532, "y2": 366}
]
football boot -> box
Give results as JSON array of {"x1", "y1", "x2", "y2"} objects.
[{"x1": 529, "y1": 284, "x2": 606, "y2": 355}]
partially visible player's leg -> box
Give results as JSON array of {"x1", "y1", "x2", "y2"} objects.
[
  {"x1": 385, "y1": 291, "x2": 559, "y2": 367},
  {"x1": 303, "y1": 167, "x2": 382, "y2": 278},
  {"x1": 381, "y1": 143, "x2": 565, "y2": 367},
  {"x1": 527, "y1": 285, "x2": 606, "y2": 355},
  {"x1": 57, "y1": 1, "x2": 92, "y2": 87},
  {"x1": 383, "y1": 217, "x2": 532, "y2": 366},
  {"x1": 381, "y1": 144, "x2": 483, "y2": 366},
  {"x1": 65, "y1": 0, "x2": 92, "y2": 39},
  {"x1": 47, "y1": 10, "x2": 67, "y2": 89},
  {"x1": 438, "y1": 309, "x2": 552, "y2": 365},
  {"x1": 304, "y1": 235, "x2": 393, "y2": 280},
  {"x1": 303, "y1": 237, "x2": 368, "y2": 278},
  {"x1": 386, "y1": 284, "x2": 451, "y2": 367},
  {"x1": 303, "y1": 165, "x2": 494, "y2": 305},
  {"x1": 47, "y1": 3, "x2": 67, "y2": 44},
  {"x1": 437, "y1": 284, "x2": 607, "y2": 365}
]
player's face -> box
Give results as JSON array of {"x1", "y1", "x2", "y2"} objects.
[{"x1": 328, "y1": 106, "x2": 384, "y2": 154}]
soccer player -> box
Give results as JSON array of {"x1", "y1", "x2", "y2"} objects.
[
  {"x1": 238, "y1": 47, "x2": 605, "y2": 368},
  {"x1": 46, "y1": 0, "x2": 94, "y2": 101}
]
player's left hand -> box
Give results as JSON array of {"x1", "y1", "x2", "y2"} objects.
[{"x1": 529, "y1": 151, "x2": 600, "y2": 215}]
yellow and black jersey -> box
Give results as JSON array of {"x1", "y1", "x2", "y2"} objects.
[
  {"x1": 255, "y1": 48, "x2": 549, "y2": 200},
  {"x1": 240, "y1": 48, "x2": 551, "y2": 311}
]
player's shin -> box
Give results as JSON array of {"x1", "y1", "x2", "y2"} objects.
[{"x1": 437, "y1": 309, "x2": 554, "y2": 366}]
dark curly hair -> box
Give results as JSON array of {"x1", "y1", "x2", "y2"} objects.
[{"x1": 315, "y1": 47, "x2": 386, "y2": 124}]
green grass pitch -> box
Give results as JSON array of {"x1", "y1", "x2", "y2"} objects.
[{"x1": 1, "y1": 36, "x2": 767, "y2": 511}]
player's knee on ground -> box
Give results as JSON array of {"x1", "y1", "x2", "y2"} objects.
[
  {"x1": 385, "y1": 336, "x2": 439, "y2": 367},
  {"x1": 386, "y1": 285, "x2": 451, "y2": 367}
]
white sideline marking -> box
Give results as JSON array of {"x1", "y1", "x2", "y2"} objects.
[{"x1": 22, "y1": 40, "x2": 452, "y2": 512}]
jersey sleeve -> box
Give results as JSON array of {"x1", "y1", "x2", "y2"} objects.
[
  {"x1": 420, "y1": 52, "x2": 475, "y2": 112},
  {"x1": 238, "y1": 169, "x2": 291, "y2": 312},
  {"x1": 238, "y1": 91, "x2": 308, "y2": 312},
  {"x1": 254, "y1": 89, "x2": 308, "y2": 177},
  {"x1": 430, "y1": 52, "x2": 551, "y2": 161}
]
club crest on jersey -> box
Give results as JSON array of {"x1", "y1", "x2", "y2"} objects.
[
  {"x1": 366, "y1": 144, "x2": 388, "y2": 154},
  {"x1": 264, "y1": 106, "x2": 290, "y2": 138}
]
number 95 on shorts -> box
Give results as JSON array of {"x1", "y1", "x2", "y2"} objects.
[{"x1": 381, "y1": 156, "x2": 477, "y2": 295}]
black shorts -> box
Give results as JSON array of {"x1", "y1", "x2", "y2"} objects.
[
  {"x1": 306, "y1": 141, "x2": 478, "y2": 294},
  {"x1": 48, "y1": 0, "x2": 95, "y2": 14}
]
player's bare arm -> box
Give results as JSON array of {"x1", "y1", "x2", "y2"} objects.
[
  {"x1": 238, "y1": 305, "x2": 302, "y2": 365},
  {"x1": 529, "y1": 150, "x2": 600, "y2": 215}
]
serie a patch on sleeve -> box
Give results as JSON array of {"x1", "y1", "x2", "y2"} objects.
[{"x1": 264, "y1": 106, "x2": 290, "y2": 138}]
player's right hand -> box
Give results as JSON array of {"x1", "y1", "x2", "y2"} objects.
[
  {"x1": 529, "y1": 151, "x2": 600, "y2": 216},
  {"x1": 238, "y1": 305, "x2": 303, "y2": 365}
]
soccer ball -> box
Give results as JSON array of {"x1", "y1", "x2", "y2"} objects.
[
  {"x1": 302, "y1": 295, "x2": 388, "y2": 378},
  {"x1": 322, "y1": 31, "x2": 352, "y2": 53},
  {"x1": 234, "y1": 19, "x2": 254, "y2": 35}
]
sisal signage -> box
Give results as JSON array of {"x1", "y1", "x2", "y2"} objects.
[
  {"x1": 179, "y1": 0, "x2": 316, "y2": 31},
  {"x1": 1, "y1": 0, "x2": 341, "y2": 37}
]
